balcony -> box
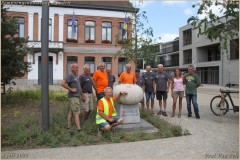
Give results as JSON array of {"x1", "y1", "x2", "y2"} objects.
[
  {"x1": 27, "y1": 41, "x2": 64, "y2": 49},
  {"x1": 160, "y1": 59, "x2": 179, "y2": 67},
  {"x1": 159, "y1": 43, "x2": 179, "y2": 55}
]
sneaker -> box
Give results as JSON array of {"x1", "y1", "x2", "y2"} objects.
[
  {"x1": 162, "y1": 111, "x2": 167, "y2": 117},
  {"x1": 196, "y1": 116, "x2": 200, "y2": 119},
  {"x1": 157, "y1": 110, "x2": 162, "y2": 115},
  {"x1": 188, "y1": 115, "x2": 192, "y2": 118}
]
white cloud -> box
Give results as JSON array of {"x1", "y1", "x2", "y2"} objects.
[
  {"x1": 197, "y1": 2, "x2": 226, "y2": 20},
  {"x1": 161, "y1": 1, "x2": 187, "y2": 5},
  {"x1": 155, "y1": 33, "x2": 179, "y2": 43},
  {"x1": 184, "y1": 8, "x2": 193, "y2": 15},
  {"x1": 130, "y1": 1, "x2": 156, "y2": 8}
]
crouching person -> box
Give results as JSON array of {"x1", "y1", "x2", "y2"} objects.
[{"x1": 96, "y1": 87, "x2": 127, "y2": 133}]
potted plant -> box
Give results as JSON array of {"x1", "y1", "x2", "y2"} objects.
[
  {"x1": 85, "y1": 39, "x2": 95, "y2": 43},
  {"x1": 66, "y1": 38, "x2": 77, "y2": 43},
  {"x1": 102, "y1": 39, "x2": 111, "y2": 44},
  {"x1": 117, "y1": 39, "x2": 129, "y2": 44}
]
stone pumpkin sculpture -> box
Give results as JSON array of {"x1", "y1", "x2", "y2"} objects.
[{"x1": 113, "y1": 84, "x2": 144, "y2": 105}]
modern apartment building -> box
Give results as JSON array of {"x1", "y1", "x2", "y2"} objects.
[
  {"x1": 156, "y1": 19, "x2": 239, "y2": 85},
  {"x1": 157, "y1": 39, "x2": 179, "y2": 72},
  {"x1": 4, "y1": 1, "x2": 135, "y2": 85},
  {"x1": 179, "y1": 22, "x2": 239, "y2": 85}
]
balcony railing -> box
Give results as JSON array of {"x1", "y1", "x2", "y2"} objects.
[
  {"x1": 27, "y1": 41, "x2": 63, "y2": 49},
  {"x1": 159, "y1": 59, "x2": 179, "y2": 67},
  {"x1": 159, "y1": 44, "x2": 179, "y2": 55}
]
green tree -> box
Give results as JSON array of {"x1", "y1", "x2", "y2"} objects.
[
  {"x1": 187, "y1": 0, "x2": 239, "y2": 59},
  {"x1": 1, "y1": 5, "x2": 31, "y2": 86},
  {"x1": 114, "y1": 1, "x2": 155, "y2": 68}
]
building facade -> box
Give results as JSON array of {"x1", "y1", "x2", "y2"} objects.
[
  {"x1": 156, "y1": 19, "x2": 238, "y2": 85},
  {"x1": 4, "y1": 1, "x2": 135, "y2": 85},
  {"x1": 179, "y1": 22, "x2": 239, "y2": 85},
  {"x1": 157, "y1": 39, "x2": 179, "y2": 72}
]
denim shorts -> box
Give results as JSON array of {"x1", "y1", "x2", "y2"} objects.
[
  {"x1": 145, "y1": 92, "x2": 155, "y2": 101},
  {"x1": 99, "y1": 116, "x2": 120, "y2": 128}
]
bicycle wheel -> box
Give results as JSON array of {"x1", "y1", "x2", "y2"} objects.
[{"x1": 210, "y1": 95, "x2": 229, "y2": 116}]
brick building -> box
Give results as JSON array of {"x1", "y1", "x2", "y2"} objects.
[{"x1": 4, "y1": 1, "x2": 136, "y2": 85}]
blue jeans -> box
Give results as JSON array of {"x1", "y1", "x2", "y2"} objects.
[
  {"x1": 186, "y1": 94, "x2": 200, "y2": 117},
  {"x1": 96, "y1": 92, "x2": 104, "y2": 101}
]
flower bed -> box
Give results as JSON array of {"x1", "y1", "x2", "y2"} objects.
[
  {"x1": 102, "y1": 40, "x2": 111, "y2": 44},
  {"x1": 85, "y1": 39, "x2": 95, "y2": 43},
  {"x1": 66, "y1": 38, "x2": 77, "y2": 43}
]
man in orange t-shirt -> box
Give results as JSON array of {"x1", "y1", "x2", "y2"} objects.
[
  {"x1": 119, "y1": 63, "x2": 136, "y2": 84},
  {"x1": 93, "y1": 62, "x2": 108, "y2": 101},
  {"x1": 96, "y1": 87, "x2": 127, "y2": 132}
]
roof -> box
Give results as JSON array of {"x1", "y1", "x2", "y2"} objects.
[
  {"x1": 2, "y1": 0, "x2": 139, "y2": 12},
  {"x1": 68, "y1": 1, "x2": 133, "y2": 8},
  {"x1": 66, "y1": 1, "x2": 138, "y2": 12}
]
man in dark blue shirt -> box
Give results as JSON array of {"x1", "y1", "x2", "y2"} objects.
[
  {"x1": 142, "y1": 66, "x2": 155, "y2": 114},
  {"x1": 79, "y1": 64, "x2": 94, "y2": 121},
  {"x1": 106, "y1": 67, "x2": 115, "y2": 89}
]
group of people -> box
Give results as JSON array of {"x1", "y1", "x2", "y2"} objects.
[
  {"x1": 135, "y1": 64, "x2": 201, "y2": 119},
  {"x1": 61, "y1": 62, "x2": 131, "y2": 133},
  {"x1": 60, "y1": 62, "x2": 201, "y2": 133}
]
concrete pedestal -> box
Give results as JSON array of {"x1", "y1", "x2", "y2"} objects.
[
  {"x1": 115, "y1": 102, "x2": 140, "y2": 124},
  {"x1": 114, "y1": 102, "x2": 156, "y2": 132}
]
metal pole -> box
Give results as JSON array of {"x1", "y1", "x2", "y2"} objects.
[
  {"x1": 134, "y1": 4, "x2": 137, "y2": 66},
  {"x1": 41, "y1": 0, "x2": 49, "y2": 131}
]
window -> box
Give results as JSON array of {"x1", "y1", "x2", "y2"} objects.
[
  {"x1": 14, "y1": 17, "x2": 24, "y2": 38},
  {"x1": 67, "y1": 19, "x2": 78, "y2": 41},
  {"x1": 230, "y1": 39, "x2": 239, "y2": 60},
  {"x1": 118, "y1": 22, "x2": 127, "y2": 41},
  {"x1": 207, "y1": 46, "x2": 220, "y2": 61},
  {"x1": 84, "y1": 57, "x2": 95, "y2": 73},
  {"x1": 183, "y1": 29, "x2": 192, "y2": 46},
  {"x1": 67, "y1": 56, "x2": 77, "y2": 75},
  {"x1": 102, "y1": 57, "x2": 112, "y2": 69},
  {"x1": 118, "y1": 57, "x2": 127, "y2": 76},
  {"x1": 49, "y1": 19, "x2": 52, "y2": 41},
  {"x1": 159, "y1": 57, "x2": 164, "y2": 65},
  {"x1": 102, "y1": 22, "x2": 112, "y2": 43},
  {"x1": 85, "y1": 21, "x2": 95, "y2": 43},
  {"x1": 183, "y1": 49, "x2": 192, "y2": 64},
  {"x1": 171, "y1": 54, "x2": 179, "y2": 66}
]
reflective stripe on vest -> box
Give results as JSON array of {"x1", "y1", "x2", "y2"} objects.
[{"x1": 96, "y1": 97, "x2": 117, "y2": 124}]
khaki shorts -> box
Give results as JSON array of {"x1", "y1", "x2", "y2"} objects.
[
  {"x1": 173, "y1": 91, "x2": 184, "y2": 98},
  {"x1": 68, "y1": 97, "x2": 80, "y2": 114},
  {"x1": 80, "y1": 93, "x2": 94, "y2": 112}
]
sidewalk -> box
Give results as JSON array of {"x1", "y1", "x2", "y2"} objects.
[{"x1": 1, "y1": 87, "x2": 239, "y2": 159}]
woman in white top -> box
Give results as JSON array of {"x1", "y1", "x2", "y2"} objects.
[{"x1": 171, "y1": 68, "x2": 184, "y2": 118}]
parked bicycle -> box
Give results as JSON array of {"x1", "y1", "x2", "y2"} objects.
[{"x1": 210, "y1": 87, "x2": 239, "y2": 116}]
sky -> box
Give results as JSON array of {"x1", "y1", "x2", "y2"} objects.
[{"x1": 130, "y1": 0, "x2": 224, "y2": 43}]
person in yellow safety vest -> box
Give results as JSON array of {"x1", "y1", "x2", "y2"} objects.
[{"x1": 96, "y1": 87, "x2": 127, "y2": 132}]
